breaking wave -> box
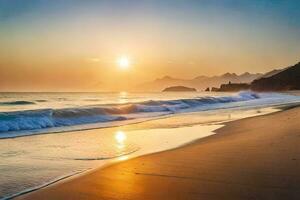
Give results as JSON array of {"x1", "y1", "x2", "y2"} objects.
[{"x1": 0, "y1": 92, "x2": 259, "y2": 135}]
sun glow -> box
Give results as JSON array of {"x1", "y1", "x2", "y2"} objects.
[{"x1": 117, "y1": 56, "x2": 130, "y2": 69}]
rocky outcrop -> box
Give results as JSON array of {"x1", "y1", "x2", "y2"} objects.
[
  {"x1": 216, "y1": 82, "x2": 250, "y2": 92},
  {"x1": 211, "y1": 87, "x2": 219, "y2": 92}
]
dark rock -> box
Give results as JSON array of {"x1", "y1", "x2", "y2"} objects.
[
  {"x1": 217, "y1": 83, "x2": 250, "y2": 92},
  {"x1": 211, "y1": 87, "x2": 219, "y2": 92}
]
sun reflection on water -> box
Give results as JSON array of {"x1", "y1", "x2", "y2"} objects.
[{"x1": 118, "y1": 91, "x2": 128, "y2": 104}]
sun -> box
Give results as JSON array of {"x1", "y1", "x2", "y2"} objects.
[{"x1": 117, "y1": 56, "x2": 130, "y2": 69}]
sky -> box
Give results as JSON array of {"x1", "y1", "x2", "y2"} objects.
[{"x1": 1, "y1": 0, "x2": 300, "y2": 91}]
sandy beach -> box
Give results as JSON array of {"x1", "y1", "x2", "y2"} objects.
[
  {"x1": 3, "y1": 1, "x2": 300, "y2": 199},
  {"x1": 15, "y1": 106, "x2": 300, "y2": 200}
]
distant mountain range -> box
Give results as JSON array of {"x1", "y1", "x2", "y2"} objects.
[
  {"x1": 136, "y1": 61, "x2": 300, "y2": 92},
  {"x1": 210, "y1": 61, "x2": 300, "y2": 92},
  {"x1": 136, "y1": 72, "x2": 263, "y2": 91}
]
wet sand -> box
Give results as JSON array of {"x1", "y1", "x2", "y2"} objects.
[{"x1": 17, "y1": 107, "x2": 300, "y2": 200}]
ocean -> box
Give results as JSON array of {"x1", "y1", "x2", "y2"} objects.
[{"x1": 0, "y1": 91, "x2": 300, "y2": 199}]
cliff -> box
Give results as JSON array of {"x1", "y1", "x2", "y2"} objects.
[{"x1": 251, "y1": 62, "x2": 300, "y2": 91}]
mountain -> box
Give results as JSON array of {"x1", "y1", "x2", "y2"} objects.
[
  {"x1": 259, "y1": 69, "x2": 285, "y2": 78},
  {"x1": 251, "y1": 62, "x2": 300, "y2": 91},
  {"x1": 136, "y1": 73, "x2": 262, "y2": 91},
  {"x1": 240, "y1": 72, "x2": 265, "y2": 82}
]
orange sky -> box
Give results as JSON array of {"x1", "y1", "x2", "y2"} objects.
[{"x1": 1, "y1": 0, "x2": 300, "y2": 91}]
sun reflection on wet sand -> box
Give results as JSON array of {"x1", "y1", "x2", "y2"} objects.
[
  {"x1": 115, "y1": 130, "x2": 126, "y2": 143},
  {"x1": 115, "y1": 130, "x2": 127, "y2": 149},
  {"x1": 114, "y1": 131, "x2": 131, "y2": 161},
  {"x1": 117, "y1": 155, "x2": 129, "y2": 161}
]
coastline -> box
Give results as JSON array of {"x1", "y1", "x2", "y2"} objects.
[
  {"x1": 15, "y1": 105, "x2": 300, "y2": 200},
  {"x1": 2, "y1": 1, "x2": 300, "y2": 199},
  {"x1": 0, "y1": 104, "x2": 281, "y2": 200}
]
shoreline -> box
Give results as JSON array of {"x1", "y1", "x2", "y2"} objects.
[
  {"x1": 1, "y1": 106, "x2": 278, "y2": 200},
  {"x1": 14, "y1": 105, "x2": 300, "y2": 200},
  {"x1": 5, "y1": 124, "x2": 222, "y2": 200},
  {"x1": 1, "y1": 105, "x2": 280, "y2": 199}
]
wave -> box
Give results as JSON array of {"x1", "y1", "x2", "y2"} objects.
[
  {"x1": 0, "y1": 91, "x2": 259, "y2": 134},
  {"x1": 0, "y1": 101, "x2": 35, "y2": 106}
]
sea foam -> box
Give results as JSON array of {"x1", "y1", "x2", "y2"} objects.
[{"x1": 0, "y1": 91, "x2": 260, "y2": 135}]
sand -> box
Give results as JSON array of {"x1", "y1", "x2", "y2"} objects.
[{"x1": 17, "y1": 107, "x2": 300, "y2": 200}]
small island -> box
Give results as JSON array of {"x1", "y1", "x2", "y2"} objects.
[{"x1": 162, "y1": 86, "x2": 197, "y2": 92}]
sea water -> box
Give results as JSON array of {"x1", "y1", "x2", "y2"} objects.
[
  {"x1": 0, "y1": 91, "x2": 300, "y2": 199},
  {"x1": 1, "y1": 91, "x2": 298, "y2": 138}
]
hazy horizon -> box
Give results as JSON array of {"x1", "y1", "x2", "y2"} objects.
[{"x1": 1, "y1": 0, "x2": 300, "y2": 91}]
